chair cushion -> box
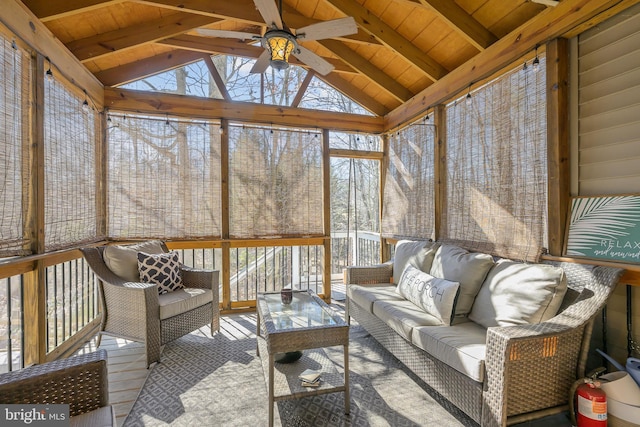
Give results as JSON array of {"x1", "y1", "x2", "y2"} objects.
[
  {"x1": 70, "y1": 406, "x2": 115, "y2": 427},
  {"x1": 158, "y1": 287, "x2": 213, "y2": 320},
  {"x1": 137, "y1": 251, "x2": 184, "y2": 294},
  {"x1": 412, "y1": 322, "x2": 488, "y2": 382},
  {"x1": 429, "y1": 245, "x2": 494, "y2": 320},
  {"x1": 348, "y1": 284, "x2": 404, "y2": 313},
  {"x1": 392, "y1": 240, "x2": 440, "y2": 284},
  {"x1": 372, "y1": 300, "x2": 443, "y2": 341},
  {"x1": 469, "y1": 259, "x2": 568, "y2": 328},
  {"x1": 396, "y1": 265, "x2": 460, "y2": 326},
  {"x1": 102, "y1": 240, "x2": 164, "y2": 282}
]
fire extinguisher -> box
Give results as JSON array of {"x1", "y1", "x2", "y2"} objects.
[{"x1": 569, "y1": 368, "x2": 608, "y2": 427}]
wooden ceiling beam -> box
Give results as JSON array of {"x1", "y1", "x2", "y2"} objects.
[
  {"x1": 96, "y1": 46, "x2": 385, "y2": 116},
  {"x1": 291, "y1": 71, "x2": 315, "y2": 108},
  {"x1": 319, "y1": 39, "x2": 413, "y2": 103},
  {"x1": 157, "y1": 35, "x2": 357, "y2": 74},
  {"x1": 317, "y1": 74, "x2": 390, "y2": 117},
  {"x1": 67, "y1": 13, "x2": 220, "y2": 62},
  {"x1": 159, "y1": 35, "x2": 264, "y2": 58},
  {"x1": 0, "y1": 0, "x2": 104, "y2": 103},
  {"x1": 203, "y1": 55, "x2": 230, "y2": 101},
  {"x1": 414, "y1": 0, "x2": 497, "y2": 50},
  {"x1": 324, "y1": 0, "x2": 448, "y2": 82},
  {"x1": 133, "y1": 0, "x2": 380, "y2": 45},
  {"x1": 94, "y1": 49, "x2": 206, "y2": 86},
  {"x1": 104, "y1": 86, "x2": 385, "y2": 133},
  {"x1": 385, "y1": 0, "x2": 640, "y2": 130},
  {"x1": 20, "y1": 0, "x2": 124, "y2": 22}
]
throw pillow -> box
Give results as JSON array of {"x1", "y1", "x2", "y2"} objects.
[
  {"x1": 392, "y1": 240, "x2": 440, "y2": 284},
  {"x1": 468, "y1": 259, "x2": 568, "y2": 328},
  {"x1": 396, "y1": 265, "x2": 460, "y2": 326},
  {"x1": 103, "y1": 240, "x2": 165, "y2": 282},
  {"x1": 137, "y1": 251, "x2": 184, "y2": 294},
  {"x1": 429, "y1": 244, "x2": 494, "y2": 320}
]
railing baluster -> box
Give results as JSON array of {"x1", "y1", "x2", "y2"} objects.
[
  {"x1": 53, "y1": 266, "x2": 58, "y2": 348},
  {"x1": 235, "y1": 249, "x2": 239, "y2": 302},
  {"x1": 20, "y1": 274, "x2": 24, "y2": 369},
  {"x1": 316, "y1": 245, "x2": 320, "y2": 293},
  {"x1": 7, "y1": 276, "x2": 13, "y2": 372},
  {"x1": 80, "y1": 259, "x2": 85, "y2": 325},
  {"x1": 75, "y1": 260, "x2": 79, "y2": 329},
  {"x1": 244, "y1": 247, "x2": 248, "y2": 301}
]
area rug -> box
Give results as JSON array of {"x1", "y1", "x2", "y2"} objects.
[{"x1": 123, "y1": 322, "x2": 477, "y2": 427}]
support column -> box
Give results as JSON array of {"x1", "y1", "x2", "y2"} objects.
[
  {"x1": 24, "y1": 53, "x2": 47, "y2": 365},
  {"x1": 322, "y1": 129, "x2": 332, "y2": 303},
  {"x1": 380, "y1": 134, "x2": 390, "y2": 262},
  {"x1": 220, "y1": 119, "x2": 231, "y2": 310},
  {"x1": 434, "y1": 105, "x2": 447, "y2": 242},
  {"x1": 546, "y1": 38, "x2": 570, "y2": 256}
]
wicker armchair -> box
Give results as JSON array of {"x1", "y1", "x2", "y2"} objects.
[
  {"x1": 0, "y1": 349, "x2": 114, "y2": 427},
  {"x1": 81, "y1": 242, "x2": 220, "y2": 367}
]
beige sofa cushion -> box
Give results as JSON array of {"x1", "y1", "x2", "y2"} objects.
[
  {"x1": 158, "y1": 287, "x2": 213, "y2": 320},
  {"x1": 412, "y1": 322, "x2": 488, "y2": 382},
  {"x1": 469, "y1": 259, "x2": 568, "y2": 328},
  {"x1": 348, "y1": 284, "x2": 403, "y2": 314},
  {"x1": 372, "y1": 300, "x2": 443, "y2": 341},
  {"x1": 103, "y1": 240, "x2": 165, "y2": 282},
  {"x1": 396, "y1": 266, "x2": 460, "y2": 326},
  {"x1": 429, "y1": 245, "x2": 494, "y2": 320},
  {"x1": 393, "y1": 240, "x2": 440, "y2": 284}
]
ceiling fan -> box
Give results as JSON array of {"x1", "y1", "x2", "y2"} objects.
[{"x1": 195, "y1": 0, "x2": 357, "y2": 75}]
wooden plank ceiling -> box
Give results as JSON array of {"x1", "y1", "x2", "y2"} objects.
[{"x1": 21, "y1": 0, "x2": 558, "y2": 116}]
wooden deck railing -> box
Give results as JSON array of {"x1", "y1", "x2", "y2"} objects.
[{"x1": 0, "y1": 234, "x2": 383, "y2": 372}]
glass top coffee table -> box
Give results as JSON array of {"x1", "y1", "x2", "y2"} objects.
[{"x1": 256, "y1": 289, "x2": 350, "y2": 427}]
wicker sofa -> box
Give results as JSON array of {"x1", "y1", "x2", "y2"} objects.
[{"x1": 345, "y1": 241, "x2": 624, "y2": 427}]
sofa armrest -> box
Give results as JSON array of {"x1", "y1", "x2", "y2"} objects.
[
  {"x1": 181, "y1": 266, "x2": 219, "y2": 292},
  {"x1": 181, "y1": 267, "x2": 220, "y2": 331},
  {"x1": 482, "y1": 318, "x2": 587, "y2": 426},
  {"x1": 344, "y1": 261, "x2": 393, "y2": 285},
  {"x1": 481, "y1": 263, "x2": 624, "y2": 427},
  {"x1": 0, "y1": 349, "x2": 109, "y2": 417},
  {"x1": 101, "y1": 281, "x2": 159, "y2": 342}
]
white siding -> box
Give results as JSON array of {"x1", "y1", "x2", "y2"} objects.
[
  {"x1": 578, "y1": 3, "x2": 640, "y2": 196},
  {"x1": 575, "y1": 4, "x2": 640, "y2": 366}
]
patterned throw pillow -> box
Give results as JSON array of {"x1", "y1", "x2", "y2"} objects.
[
  {"x1": 137, "y1": 251, "x2": 184, "y2": 294},
  {"x1": 396, "y1": 265, "x2": 460, "y2": 326}
]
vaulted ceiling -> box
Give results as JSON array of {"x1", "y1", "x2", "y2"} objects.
[{"x1": 18, "y1": 0, "x2": 637, "y2": 120}]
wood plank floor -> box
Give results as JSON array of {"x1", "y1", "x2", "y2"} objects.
[{"x1": 76, "y1": 285, "x2": 347, "y2": 426}]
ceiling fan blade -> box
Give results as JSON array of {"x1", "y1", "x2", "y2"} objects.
[
  {"x1": 253, "y1": 0, "x2": 283, "y2": 29},
  {"x1": 294, "y1": 45, "x2": 334, "y2": 76},
  {"x1": 296, "y1": 17, "x2": 358, "y2": 41},
  {"x1": 195, "y1": 29, "x2": 260, "y2": 40},
  {"x1": 529, "y1": 0, "x2": 559, "y2": 6},
  {"x1": 250, "y1": 50, "x2": 271, "y2": 74}
]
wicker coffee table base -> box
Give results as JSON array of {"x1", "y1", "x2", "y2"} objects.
[
  {"x1": 256, "y1": 291, "x2": 350, "y2": 427},
  {"x1": 257, "y1": 337, "x2": 349, "y2": 426}
]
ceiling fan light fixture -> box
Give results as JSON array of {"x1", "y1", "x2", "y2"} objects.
[{"x1": 265, "y1": 30, "x2": 297, "y2": 70}]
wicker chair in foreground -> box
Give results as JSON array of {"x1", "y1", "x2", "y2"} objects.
[
  {"x1": 0, "y1": 349, "x2": 114, "y2": 427},
  {"x1": 81, "y1": 241, "x2": 220, "y2": 367}
]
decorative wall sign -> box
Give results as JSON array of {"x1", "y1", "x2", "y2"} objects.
[{"x1": 565, "y1": 195, "x2": 640, "y2": 263}]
